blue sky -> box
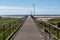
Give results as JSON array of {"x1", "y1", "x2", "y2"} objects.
[{"x1": 0, "y1": 0, "x2": 60, "y2": 15}]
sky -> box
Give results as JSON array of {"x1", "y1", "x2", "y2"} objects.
[{"x1": 0, "y1": 0, "x2": 60, "y2": 15}]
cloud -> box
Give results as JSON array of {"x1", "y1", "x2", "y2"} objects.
[
  {"x1": 0, "y1": 6, "x2": 28, "y2": 9},
  {"x1": 0, "y1": 6, "x2": 29, "y2": 12},
  {"x1": 0, "y1": 6, "x2": 60, "y2": 15},
  {"x1": 0, "y1": 6, "x2": 31, "y2": 15}
]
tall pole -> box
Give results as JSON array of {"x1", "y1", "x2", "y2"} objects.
[{"x1": 32, "y1": 4, "x2": 35, "y2": 16}]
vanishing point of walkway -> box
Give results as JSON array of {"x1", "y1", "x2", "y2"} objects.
[{"x1": 13, "y1": 16, "x2": 44, "y2": 40}]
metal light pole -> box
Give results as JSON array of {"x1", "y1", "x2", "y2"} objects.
[{"x1": 32, "y1": 4, "x2": 35, "y2": 16}]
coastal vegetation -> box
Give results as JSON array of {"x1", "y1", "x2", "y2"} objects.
[
  {"x1": 35, "y1": 17, "x2": 60, "y2": 40},
  {"x1": 0, "y1": 17, "x2": 22, "y2": 40}
]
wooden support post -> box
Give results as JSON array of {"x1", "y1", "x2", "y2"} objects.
[
  {"x1": 3, "y1": 25, "x2": 5, "y2": 40},
  {"x1": 9, "y1": 23, "x2": 11, "y2": 35},
  {"x1": 57, "y1": 29, "x2": 59, "y2": 40}
]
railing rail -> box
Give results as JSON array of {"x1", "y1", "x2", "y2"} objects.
[
  {"x1": 0, "y1": 16, "x2": 28, "y2": 40},
  {"x1": 45, "y1": 22, "x2": 60, "y2": 30},
  {"x1": 32, "y1": 16, "x2": 60, "y2": 40},
  {"x1": 6, "y1": 15, "x2": 28, "y2": 40},
  {"x1": 39, "y1": 21, "x2": 60, "y2": 40}
]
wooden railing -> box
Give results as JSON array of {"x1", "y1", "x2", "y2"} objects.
[
  {"x1": 0, "y1": 16, "x2": 28, "y2": 40},
  {"x1": 32, "y1": 16, "x2": 60, "y2": 40},
  {"x1": 37, "y1": 21, "x2": 60, "y2": 40}
]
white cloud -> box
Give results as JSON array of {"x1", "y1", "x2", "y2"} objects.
[
  {"x1": 0, "y1": 6, "x2": 31, "y2": 15},
  {"x1": 0, "y1": 6, "x2": 27, "y2": 9},
  {"x1": 0, "y1": 6, "x2": 60, "y2": 15}
]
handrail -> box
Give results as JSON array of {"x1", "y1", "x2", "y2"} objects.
[
  {"x1": 45, "y1": 22, "x2": 60, "y2": 30},
  {"x1": 0, "y1": 16, "x2": 28, "y2": 40},
  {"x1": 32, "y1": 16, "x2": 60, "y2": 40},
  {"x1": 6, "y1": 19, "x2": 25, "y2": 40},
  {"x1": 6, "y1": 15, "x2": 28, "y2": 40},
  {"x1": 40, "y1": 21, "x2": 60, "y2": 40}
]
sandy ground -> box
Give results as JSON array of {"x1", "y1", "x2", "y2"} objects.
[
  {"x1": 34, "y1": 16, "x2": 60, "y2": 21},
  {"x1": 1, "y1": 16, "x2": 23, "y2": 18}
]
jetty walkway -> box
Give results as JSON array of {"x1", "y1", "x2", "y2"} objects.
[{"x1": 12, "y1": 16, "x2": 44, "y2": 40}]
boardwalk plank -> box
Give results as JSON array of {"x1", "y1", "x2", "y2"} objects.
[{"x1": 13, "y1": 16, "x2": 44, "y2": 40}]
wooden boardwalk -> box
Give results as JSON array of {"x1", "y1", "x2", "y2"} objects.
[{"x1": 13, "y1": 16, "x2": 44, "y2": 40}]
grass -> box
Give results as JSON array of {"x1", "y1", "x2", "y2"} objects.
[
  {"x1": 48, "y1": 17, "x2": 60, "y2": 25},
  {"x1": 47, "y1": 18, "x2": 60, "y2": 40},
  {"x1": 36, "y1": 17, "x2": 60, "y2": 40},
  {"x1": 0, "y1": 17, "x2": 22, "y2": 40}
]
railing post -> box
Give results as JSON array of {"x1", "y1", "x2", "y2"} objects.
[
  {"x1": 49, "y1": 25, "x2": 50, "y2": 40},
  {"x1": 9, "y1": 23, "x2": 11, "y2": 35},
  {"x1": 3, "y1": 25, "x2": 5, "y2": 40},
  {"x1": 57, "y1": 22, "x2": 60, "y2": 40},
  {"x1": 57, "y1": 29, "x2": 59, "y2": 40}
]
